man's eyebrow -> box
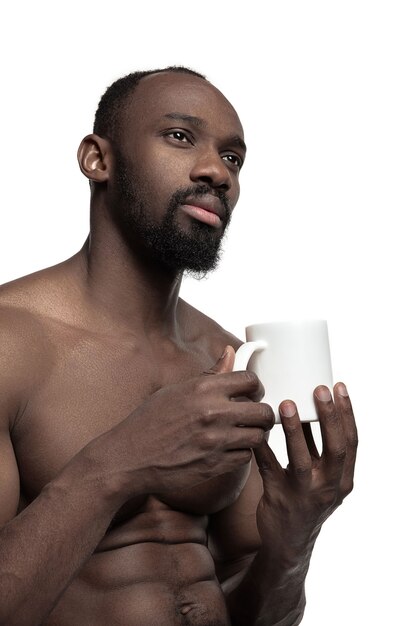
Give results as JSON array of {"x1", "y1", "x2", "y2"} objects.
[
  {"x1": 229, "y1": 135, "x2": 247, "y2": 154},
  {"x1": 163, "y1": 112, "x2": 247, "y2": 153},
  {"x1": 163, "y1": 113, "x2": 206, "y2": 127}
]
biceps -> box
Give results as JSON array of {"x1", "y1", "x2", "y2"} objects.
[{"x1": 0, "y1": 431, "x2": 20, "y2": 525}]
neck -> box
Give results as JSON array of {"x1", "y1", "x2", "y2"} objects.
[{"x1": 76, "y1": 212, "x2": 184, "y2": 339}]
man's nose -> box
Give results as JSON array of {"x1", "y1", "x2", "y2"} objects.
[{"x1": 189, "y1": 150, "x2": 232, "y2": 191}]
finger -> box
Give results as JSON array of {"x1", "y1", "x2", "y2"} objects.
[
  {"x1": 226, "y1": 400, "x2": 275, "y2": 431},
  {"x1": 204, "y1": 369, "x2": 264, "y2": 402},
  {"x1": 314, "y1": 386, "x2": 347, "y2": 480},
  {"x1": 334, "y1": 382, "x2": 358, "y2": 495},
  {"x1": 253, "y1": 438, "x2": 285, "y2": 499},
  {"x1": 279, "y1": 400, "x2": 312, "y2": 484},
  {"x1": 253, "y1": 437, "x2": 279, "y2": 470},
  {"x1": 302, "y1": 422, "x2": 320, "y2": 459},
  {"x1": 204, "y1": 345, "x2": 235, "y2": 375},
  {"x1": 226, "y1": 426, "x2": 272, "y2": 453},
  {"x1": 204, "y1": 345, "x2": 266, "y2": 402}
]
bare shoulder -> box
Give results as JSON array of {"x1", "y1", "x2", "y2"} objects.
[
  {"x1": 0, "y1": 256, "x2": 75, "y2": 312},
  {"x1": 0, "y1": 269, "x2": 63, "y2": 430},
  {"x1": 178, "y1": 297, "x2": 243, "y2": 359},
  {"x1": 0, "y1": 261, "x2": 70, "y2": 332},
  {"x1": 0, "y1": 268, "x2": 66, "y2": 521}
]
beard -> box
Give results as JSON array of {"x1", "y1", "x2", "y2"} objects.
[{"x1": 110, "y1": 152, "x2": 232, "y2": 276}]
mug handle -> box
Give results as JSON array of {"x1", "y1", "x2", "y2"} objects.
[{"x1": 233, "y1": 340, "x2": 267, "y2": 372}]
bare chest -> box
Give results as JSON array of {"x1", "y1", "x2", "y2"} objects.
[{"x1": 12, "y1": 331, "x2": 249, "y2": 516}]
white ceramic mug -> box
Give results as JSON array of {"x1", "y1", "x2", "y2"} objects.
[{"x1": 233, "y1": 320, "x2": 334, "y2": 423}]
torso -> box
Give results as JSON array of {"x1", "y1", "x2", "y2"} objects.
[{"x1": 2, "y1": 260, "x2": 254, "y2": 625}]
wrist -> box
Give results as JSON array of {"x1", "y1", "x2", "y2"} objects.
[
  {"x1": 260, "y1": 522, "x2": 320, "y2": 571},
  {"x1": 226, "y1": 545, "x2": 308, "y2": 626},
  {"x1": 47, "y1": 452, "x2": 118, "y2": 515},
  {"x1": 52, "y1": 437, "x2": 149, "y2": 514},
  {"x1": 253, "y1": 531, "x2": 318, "y2": 586},
  {"x1": 85, "y1": 427, "x2": 160, "y2": 501}
]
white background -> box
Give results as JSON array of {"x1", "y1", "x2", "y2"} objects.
[{"x1": 1, "y1": 1, "x2": 416, "y2": 623}]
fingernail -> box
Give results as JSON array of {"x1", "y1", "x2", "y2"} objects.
[
  {"x1": 314, "y1": 386, "x2": 332, "y2": 402},
  {"x1": 337, "y1": 382, "x2": 349, "y2": 397},
  {"x1": 280, "y1": 400, "x2": 296, "y2": 418},
  {"x1": 220, "y1": 348, "x2": 229, "y2": 360}
]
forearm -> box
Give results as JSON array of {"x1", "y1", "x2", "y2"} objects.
[
  {"x1": 0, "y1": 451, "x2": 127, "y2": 626},
  {"x1": 225, "y1": 546, "x2": 313, "y2": 626}
]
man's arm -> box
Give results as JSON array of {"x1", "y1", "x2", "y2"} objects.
[
  {"x1": 0, "y1": 312, "x2": 130, "y2": 626},
  {"x1": 209, "y1": 450, "x2": 307, "y2": 626},
  {"x1": 0, "y1": 438, "x2": 128, "y2": 626},
  {"x1": 0, "y1": 347, "x2": 274, "y2": 626},
  {"x1": 210, "y1": 382, "x2": 358, "y2": 626}
]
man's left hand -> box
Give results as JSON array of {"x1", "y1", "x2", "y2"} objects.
[{"x1": 253, "y1": 383, "x2": 358, "y2": 566}]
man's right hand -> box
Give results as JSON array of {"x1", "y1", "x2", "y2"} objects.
[{"x1": 81, "y1": 346, "x2": 274, "y2": 501}]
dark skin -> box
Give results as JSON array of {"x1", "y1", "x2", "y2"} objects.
[{"x1": 0, "y1": 72, "x2": 357, "y2": 626}]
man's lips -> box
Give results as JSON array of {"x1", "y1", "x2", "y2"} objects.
[{"x1": 180, "y1": 196, "x2": 225, "y2": 229}]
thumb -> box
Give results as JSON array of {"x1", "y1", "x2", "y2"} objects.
[{"x1": 204, "y1": 345, "x2": 236, "y2": 375}]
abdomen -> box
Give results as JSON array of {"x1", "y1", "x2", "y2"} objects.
[{"x1": 46, "y1": 542, "x2": 231, "y2": 625}]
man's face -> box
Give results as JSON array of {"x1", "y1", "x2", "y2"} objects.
[{"x1": 107, "y1": 72, "x2": 246, "y2": 274}]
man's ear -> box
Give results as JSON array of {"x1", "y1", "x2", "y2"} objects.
[{"x1": 77, "y1": 134, "x2": 112, "y2": 183}]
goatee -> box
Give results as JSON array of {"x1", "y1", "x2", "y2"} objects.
[{"x1": 111, "y1": 156, "x2": 232, "y2": 276}]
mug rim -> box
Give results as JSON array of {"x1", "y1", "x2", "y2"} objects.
[{"x1": 246, "y1": 319, "x2": 328, "y2": 331}]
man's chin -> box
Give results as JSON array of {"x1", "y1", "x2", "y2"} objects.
[
  {"x1": 163, "y1": 249, "x2": 221, "y2": 276},
  {"x1": 157, "y1": 222, "x2": 225, "y2": 275},
  {"x1": 182, "y1": 259, "x2": 219, "y2": 278}
]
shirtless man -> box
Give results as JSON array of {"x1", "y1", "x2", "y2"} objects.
[{"x1": 0, "y1": 67, "x2": 358, "y2": 626}]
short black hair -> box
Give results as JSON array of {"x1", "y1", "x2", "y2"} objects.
[{"x1": 93, "y1": 66, "x2": 206, "y2": 143}]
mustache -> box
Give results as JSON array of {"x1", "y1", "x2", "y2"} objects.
[{"x1": 168, "y1": 185, "x2": 232, "y2": 223}]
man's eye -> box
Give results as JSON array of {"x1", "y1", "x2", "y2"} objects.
[
  {"x1": 167, "y1": 131, "x2": 190, "y2": 143},
  {"x1": 223, "y1": 154, "x2": 242, "y2": 168}
]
